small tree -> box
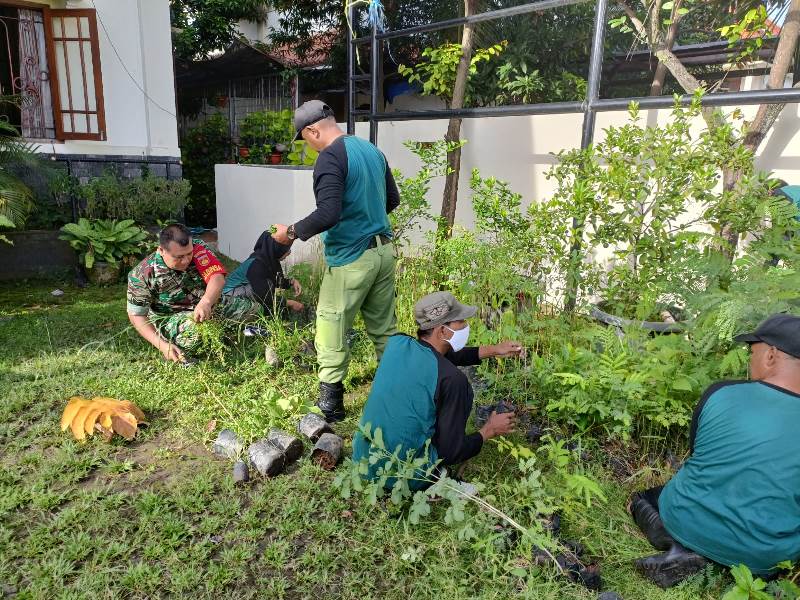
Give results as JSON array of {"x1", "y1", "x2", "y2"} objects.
[{"x1": 610, "y1": 0, "x2": 800, "y2": 258}]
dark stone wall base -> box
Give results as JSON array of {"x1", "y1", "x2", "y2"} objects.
[
  {"x1": 43, "y1": 153, "x2": 183, "y2": 183},
  {"x1": 0, "y1": 230, "x2": 78, "y2": 281}
]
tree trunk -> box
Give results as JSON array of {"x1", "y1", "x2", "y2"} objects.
[
  {"x1": 438, "y1": 0, "x2": 476, "y2": 238},
  {"x1": 743, "y1": 0, "x2": 800, "y2": 151},
  {"x1": 649, "y1": 5, "x2": 682, "y2": 96}
]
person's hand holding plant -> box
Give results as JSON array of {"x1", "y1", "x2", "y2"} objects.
[
  {"x1": 287, "y1": 299, "x2": 304, "y2": 312},
  {"x1": 479, "y1": 410, "x2": 516, "y2": 441}
]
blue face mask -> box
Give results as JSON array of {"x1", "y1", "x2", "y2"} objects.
[{"x1": 444, "y1": 324, "x2": 470, "y2": 352}]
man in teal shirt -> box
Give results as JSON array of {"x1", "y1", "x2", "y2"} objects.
[
  {"x1": 273, "y1": 101, "x2": 400, "y2": 422},
  {"x1": 630, "y1": 314, "x2": 800, "y2": 588},
  {"x1": 352, "y1": 291, "x2": 521, "y2": 490}
]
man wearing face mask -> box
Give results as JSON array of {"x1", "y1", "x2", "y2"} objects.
[
  {"x1": 351, "y1": 291, "x2": 523, "y2": 489},
  {"x1": 628, "y1": 313, "x2": 800, "y2": 588}
]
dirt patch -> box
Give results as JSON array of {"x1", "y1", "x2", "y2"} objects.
[{"x1": 78, "y1": 431, "x2": 219, "y2": 492}]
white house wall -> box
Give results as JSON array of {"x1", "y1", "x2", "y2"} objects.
[
  {"x1": 34, "y1": 0, "x2": 179, "y2": 158},
  {"x1": 217, "y1": 103, "x2": 800, "y2": 261}
]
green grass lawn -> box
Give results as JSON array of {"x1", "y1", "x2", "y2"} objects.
[{"x1": 0, "y1": 278, "x2": 735, "y2": 599}]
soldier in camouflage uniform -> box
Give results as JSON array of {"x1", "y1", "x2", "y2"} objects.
[{"x1": 127, "y1": 224, "x2": 263, "y2": 362}]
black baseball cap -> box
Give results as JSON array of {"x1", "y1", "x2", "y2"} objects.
[
  {"x1": 734, "y1": 313, "x2": 800, "y2": 359},
  {"x1": 292, "y1": 100, "x2": 335, "y2": 141}
]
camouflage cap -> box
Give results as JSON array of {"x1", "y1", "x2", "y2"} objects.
[{"x1": 414, "y1": 291, "x2": 477, "y2": 331}]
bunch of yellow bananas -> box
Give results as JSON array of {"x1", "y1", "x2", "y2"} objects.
[{"x1": 60, "y1": 396, "x2": 146, "y2": 442}]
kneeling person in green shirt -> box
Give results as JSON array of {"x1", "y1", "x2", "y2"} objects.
[
  {"x1": 629, "y1": 314, "x2": 800, "y2": 588},
  {"x1": 352, "y1": 291, "x2": 523, "y2": 490}
]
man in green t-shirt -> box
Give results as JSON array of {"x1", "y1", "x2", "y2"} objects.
[{"x1": 629, "y1": 314, "x2": 800, "y2": 588}]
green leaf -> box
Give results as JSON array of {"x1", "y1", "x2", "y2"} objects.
[
  {"x1": 721, "y1": 589, "x2": 750, "y2": 600},
  {"x1": 672, "y1": 376, "x2": 694, "y2": 392}
]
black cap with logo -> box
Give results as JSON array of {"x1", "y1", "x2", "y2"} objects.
[
  {"x1": 734, "y1": 313, "x2": 800, "y2": 359},
  {"x1": 292, "y1": 100, "x2": 335, "y2": 141}
]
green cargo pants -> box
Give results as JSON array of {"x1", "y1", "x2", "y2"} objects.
[
  {"x1": 154, "y1": 293, "x2": 262, "y2": 354},
  {"x1": 316, "y1": 238, "x2": 397, "y2": 384}
]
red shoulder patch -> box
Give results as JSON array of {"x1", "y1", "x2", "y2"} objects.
[{"x1": 192, "y1": 243, "x2": 227, "y2": 283}]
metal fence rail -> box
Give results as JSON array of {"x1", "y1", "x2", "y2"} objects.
[
  {"x1": 347, "y1": 0, "x2": 800, "y2": 149},
  {"x1": 178, "y1": 74, "x2": 294, "y2": 142}
]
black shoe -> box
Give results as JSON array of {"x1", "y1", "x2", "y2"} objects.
[
  {"x1": 318, "y1": 381, "x2": 345, "y2": 422},
  {"x1": 634, "y1": 542, "x2": 708, "y2": 589},
  {"x1": 629, "y1": 493, "x2": 673, "y2": 551}
]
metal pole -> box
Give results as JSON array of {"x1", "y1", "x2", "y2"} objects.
[
  {"x1": 581, "y1": 0, "x2": 608, "y2": 149},
  {"x1": 371, "y1": 0, "x2": 590, "y2": 41},
  {"x1": 567, "y1": 0, "x2": 608, "y2": 312},
  {"x1": 346, "y1": 2, "x2": 355, "y2": 135},
  {"x1": 366, "y1": 87, "x2": 800, "y2": 121},
  {"x1": 370, "y1": 21, "x2": 379, "y2": 144}
]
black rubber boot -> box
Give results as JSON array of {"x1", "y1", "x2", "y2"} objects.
[
  {"x1": 318, "y1": 381, "x2": 345, "y2": 423},
  {"x1": 629, "y1": 493, "x2": 674, "y2": 551},
  {"x1": 634, "y1": 542, "x2": 708, "y2": 589}
]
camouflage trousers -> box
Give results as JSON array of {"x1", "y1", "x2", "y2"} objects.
[{"x1": 153, "y1": 287, "x2": 262, "y2": 354}]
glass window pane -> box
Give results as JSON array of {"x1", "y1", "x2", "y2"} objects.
[
  {"x1": 51, "y1": 17, "x2": 62, "y2": 37},
  {"x1": 82, "y1": 42, "x2": 96, "y2": 111},
  {"x1": 73, "y1": 113, "x2": 87, "y2": 133},
  {"x1": 62, "y1": 112, "x2": 72, "y2": 133},
  {"x1": 89, "y1": 114, "x2": 97, "y2": 133},
  {"x1": 66, "y1": 41, "x2": 86, "y2": 111},
  {"x1": 79, "y1": 17, "x2": 90, "y2": 38},
  {"x1": 54, "y1": 41, "x2": 70, "y2": 111},
  {"x1": 63, "y1": 16, "x2": 78, "y2": 38}
]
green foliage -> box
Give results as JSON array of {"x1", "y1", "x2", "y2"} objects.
[
  {"x1": 389, "y1": 140, "x2": 462, "y2": 245},
  {"x1": 470, "y1": 169, "x2": 528, "y2": 240},
  {"x1": 529, "y1": 92, "x2": 772, "y2": 313},
  {"x1": 718, "y1": 6, "x2": 772, "y2": 65},
  {"x1": 59, "y1": 218, "x2": 149, "y2": 269},
  {"x1": 286, "y1": 140, "x2": 318, "y2": 167},
  {"x1": 398, "y1": 41, "x2": 507, "y2": 107},
  {"x1": 78, "y1": 170, "x2": 191, "y2": 225},
  {"x1": 542, "y1": 325, "x2": 716, "y2": 440},
  {"x1": 181, "y1": 114, "x2": 231, "y2": 226},
  {"x1": 0, "y1": 118, "x2": 38, "y2": 239},
  {"x1": 723, "y1": 563, "x2": 800, "y2": 599},
  {"x1": 170, "y1": 0, "x2": 265, "y2": 60},
  {"x1": 335, "y1": 425, "x2": 604, "y2": 552},
  {"x1": 239, "y1": 109, "x2": 294, "y2": 149}
]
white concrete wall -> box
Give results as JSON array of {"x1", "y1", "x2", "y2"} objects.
[
  {"x1": 217, "y1": 103, "x2": 800, "y2": 258},
  {"x1": 215, "y1": 164, "x2": 321, "y2": 264},
  {"x1": 33, "y1": 0, "x2": 179, "y2": 157}
]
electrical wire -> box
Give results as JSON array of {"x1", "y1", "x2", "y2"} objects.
[{"x1": 89, "y1": 0, "x2": 177, "y2": 118}]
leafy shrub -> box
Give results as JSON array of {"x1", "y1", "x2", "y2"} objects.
[
  {"x1": 389, "y1": 139, "x2": 462, "y2": 246},
  {"x1": 78, "y1": 170, "x2": 191, "y2": 225},
  {"x1": 182, "y1": 113, "x2": 231, "y2": 226},
  {"x1": 529, "y1": 92, "x2": 773, "y2": 314},
  {"x1": 59, "y1": 218, "x2": 149, "y2": 269},
  {"x1": 238, "y1": 109, "x2": 294, "y2": 148},
  {"x1": 286, "y1": 140, "x2": 318, "y2": 166}
]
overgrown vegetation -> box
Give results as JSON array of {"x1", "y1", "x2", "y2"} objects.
[
  {"x1": 3, "y1": 97, "x2": 800, "y2": 596},
  {"x1": 77, "y1": 169, "x2": 191, "y2": 225}
]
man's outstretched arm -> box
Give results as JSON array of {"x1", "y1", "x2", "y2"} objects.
[
  {"x1": 128, "y1": 313, "x2": 184, "y2": 363},
  {"x1": 193, "y1": 273, "x2": 225, "y2": 322}
]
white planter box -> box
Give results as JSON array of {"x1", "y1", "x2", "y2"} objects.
[{"x1": 215, "y1": 164, "x2": 322, "y2": 266}]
